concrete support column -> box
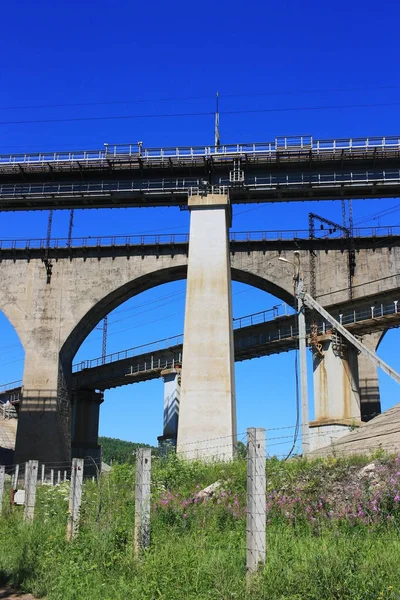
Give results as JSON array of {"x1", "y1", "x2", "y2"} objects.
[
  {"x1": 177, "y1": 194, "x2": 236, "y2": 460},
  {"x1": 71, "y1": 389, "x2": 103, "y2": 472},
  {"x1": 157, "y1": 367, "x2": 180, "y2": 451},
  {"x1": 15, "y1": 348, "x2": 72, "y2": 465},
  {"x1": 358, "y1": 331, "x2": 383, "y2": 421},
  {"x1": 310, "y1": 335, "x2": 361, "y2": 451}
]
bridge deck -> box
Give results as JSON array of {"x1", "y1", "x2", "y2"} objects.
[
  {"x1": 1, "y1": 136, "x2": 400, "y2": 209},
  {"x1": 2, "y1": 296, "x2": 398, "y2": 399}
]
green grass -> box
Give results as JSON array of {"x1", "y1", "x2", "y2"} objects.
[{"x1": 0, "y1": 454, "x2": 400, "y2": 600}]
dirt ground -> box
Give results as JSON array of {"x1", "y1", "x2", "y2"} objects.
[{"x1": 0, "y1": 589, "x2": 37, "y2": 599}]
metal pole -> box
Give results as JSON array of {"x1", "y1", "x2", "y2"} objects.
[
  {"x1": 297, "y1": 288, "x2": 310, "y2": 455},
  {"x1": 294, "y1": 253, "x2": 310, "y2": 455}
]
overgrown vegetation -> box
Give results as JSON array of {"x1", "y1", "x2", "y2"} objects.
[
  {"x1": 98, "y1": 436, "x2": 154, "y2": 464},
  {"x1": 1, "y1": 452, "x2": 400, "y2": 599}
]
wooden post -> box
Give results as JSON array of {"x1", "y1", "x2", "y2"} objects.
[
  {"x1": 13, "y1": 464, "x2": 19, "y2": 489},
  {"x1": 24, "y1": 460, "x2": 39, "y2": 522},
  {"x1": 67, "y1": 458, "x2": 84, "y2": 541},
  {"x1": 50, "y1": 469, "x2": 54, "y2": 486},
  {"x1": 246, "y1": 428, "x2": 266, "y2": 578},
  {"x1": 0, "y1": 466, "x2": 5, "y2": 515},
  {"x1": 41, "y1": 464, "x2": 45, "y2": 485},
  {"x1": 134, "y1": 448, "x2": 151, "y2": 556}
]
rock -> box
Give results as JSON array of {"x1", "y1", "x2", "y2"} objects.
[
  {"x1": 196, "y1": 481, "x2": 221, "y2": 499},
  {"x1": 358, "y1": 463, "x2": 376, "y2": 478}
]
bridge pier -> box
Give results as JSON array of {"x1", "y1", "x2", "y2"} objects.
[
  {"x1": 157, "y1": 367, "x2": 180, "y2": 452},
  {"x1": 15, "y1": 349, "x2": 72, "y2": 465},
  {"x1": 358, "y1": 331, "x2": 383, "y2": 421},
  {"x1": 71, "y1": 389, "x2": 103, "y2": 473},
  {"x1": 177, "y1": 194, "x2": 236, "y2": 460},
  {"x1": 310, "y1": 334, "x2": 361, "y2": 451}
]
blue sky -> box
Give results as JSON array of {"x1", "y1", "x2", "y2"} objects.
[{"x1": 1, "y1": 0, "x2": 400, "y2": 455}]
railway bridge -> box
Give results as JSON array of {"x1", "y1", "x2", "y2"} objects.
[
  {"x1": 0, "y1": 227, "x2": 399, "y2": 462},
  {"x1": 1, "y1": 134, "x2": 400, "y2": 461}
]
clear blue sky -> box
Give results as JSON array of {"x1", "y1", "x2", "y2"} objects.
[{"x1": 1, "y1": 0, "x2": 400, "y2": 455}]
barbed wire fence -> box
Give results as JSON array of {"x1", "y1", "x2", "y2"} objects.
[{"x1": 0, "y1": 423, "x2": 399, "y2": 582}]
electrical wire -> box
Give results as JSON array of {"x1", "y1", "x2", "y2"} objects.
[
  {"x1": 2, "y1": 101, "x2": 400, "y2": 126},
  {"x1": 2, "y1": 83, "x2": 400, "y2": 111}
]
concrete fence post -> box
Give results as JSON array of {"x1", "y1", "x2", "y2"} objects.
[
  {"x1": 67, "y1": 458, "x2": 84, "y2": 541},
  {"x1": 24, "y1": 460, "x2": 39, "y2": 522},
  {"x1": 0, "y1": 466, "x2": 5, "y2": 515},
  {"x1": 13, "y1": 464, "x2": 19, "y2": 489},
  {"x1": 134, "y1": 448, "x2": 151, "y2": 556},
  {"x1": 41, "y1": 464, "x2": 45, "y2": 485},
  {"x1": 57, "y1": 470, "x2": 61, "y2": 485},
  {"x1": 50, "y1": 469, "x2": 54, "y2": 486},
  {"x1": 63, "y1": 470, "x2": 67, "y2": 482},
  {"x1": 246, "y1": 428, "x2": 266, "y2": 579}
]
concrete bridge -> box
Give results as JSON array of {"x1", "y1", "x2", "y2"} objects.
[{"x1": 1, "y1": 203, "x2": 400, "y2": 462}]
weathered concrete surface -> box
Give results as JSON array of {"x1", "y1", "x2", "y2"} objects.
[
  {"x1": 177, "y1": 195, "x2": 236, "y2": 460},
  {"x1": 0, "y1": 417, "x2": 17, "y2": 463},
  {"x1": 1, "y1": 238, "x2": 399, "y2": 464},
  {"x1": 310, "y1": 336, "x2": 361, "y2": 451},
  {"x1": 161, "y1": 367, "x2": 180, "y2": 443},
  {"x1": 71, "y1": 389, "x2": 103, "y2": 457},
  {"x1": 310, "y1": 402, "x2": 400, "y2": 458},
  {"x1": 358, "y1": 331, "x2": 384, "y2": 420}
]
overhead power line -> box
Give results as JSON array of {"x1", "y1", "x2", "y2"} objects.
[
  {"x1": 1, "y1": 84, "x2": 400, "y2": 111},
  {"x1": 2, "y1": 101, "x2": 400, "y2": 126}
]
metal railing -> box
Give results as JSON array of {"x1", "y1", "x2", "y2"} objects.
[
  {"x1": 73, "y1": 334, "x2": 183, "y2": 372},
  {"x1": 1, "y1": 169, "x2": 400, "y2": 200},
  {"x1": 1, "y1": 135, "x2": 400, "y2": 165},
  {"x1": 1, "y1": 226, "x2": 399, "y2": 251},
  {"x1": 0, "y1": 380, "x2": 22, "y2": 393},
  {"x1": 2, "y1": 299, "x2": 400, "y2": 391}
]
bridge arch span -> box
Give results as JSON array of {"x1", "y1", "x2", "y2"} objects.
[{"x1": 62, "y1": 263, "x2": 293, "y2": 364}]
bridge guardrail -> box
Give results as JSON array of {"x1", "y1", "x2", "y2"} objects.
[
  {"x1": 1, "y1": 135, "x2": 400, "y2": 165},
  {"x1": 3, "y1": 300, "x2": 399, "y2": 391},
  {"x1": 0, "y1": 226, "x2": 399, "y2": 251}
]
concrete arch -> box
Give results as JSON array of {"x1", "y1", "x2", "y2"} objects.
[{"x1": 61, "y1": 264, "x2": 293, "y2": 365}]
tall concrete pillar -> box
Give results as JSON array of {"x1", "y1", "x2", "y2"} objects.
[
  {"x1": 71, "y1": 389, "x2": 103, "y2": 472},
  {"x1": 157, "y1": 367, "x2": 180, "y2": 452},
  {"x1": 358, "y1": 331, "x2": 383, "y2": 421},
  {"x1": 15, "y1": 348, "x2": 72, "y2": 465},
  {"x1": 310, "y1": 334, "x2": 361, "y2": 451},
  {"x1": 177, "y1": 194, "x2": 236, "y2": 460}
]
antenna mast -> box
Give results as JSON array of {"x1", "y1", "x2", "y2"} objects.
[{"x1": 214, "y1": 91, "x2": 220, "y2": 148}]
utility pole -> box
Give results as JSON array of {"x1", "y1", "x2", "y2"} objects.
[
  {"x1": 214, "y1": 91, "x2": 220, "y2": 148},
  {"x1": 102, "y1": 316, "x2": 108, "y2": 364},
  {"x1": 279, "y1": 252, "x2": 310, "y2": 454}
]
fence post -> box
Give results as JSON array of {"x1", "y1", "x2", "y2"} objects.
[
  {"x1": 246, "y1": 428, "x2": 266, "y2": 579},
  {"x1": 24, "y1": 460, "x2": 39, "y2": 522},
  {"x1": 134, "y1": 448, "x2": 151, "y2": 556},
  {"x1": 67, "y1": 458, "x2": 84, "y2": 541},
  {"x1": 57, "y1": 470, "x2": 61, "y2": 485},
  {"x1": 0, "y1": 466, "x2": 5, "y2": 515},
  {"x1": 41, "y1": 464, "x2": 45, "y2": 484},
  {"x1": 50, "y1": 469, "x2": 54, "y2": 486},
  {"x1": 13, "y1": 464, "x2": 19, "y2": 489}
]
